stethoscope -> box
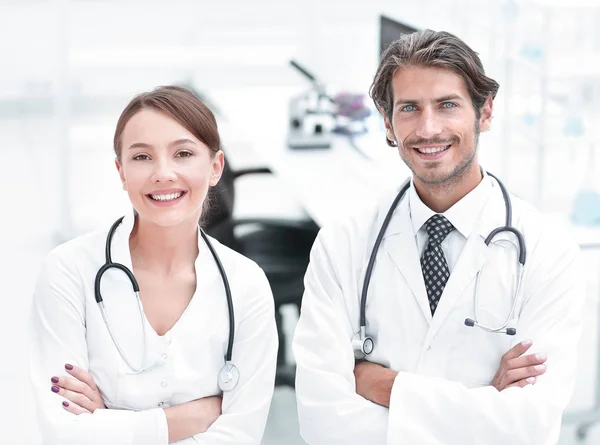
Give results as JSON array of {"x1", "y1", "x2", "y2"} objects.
[
  {"x1": 94, "y1": 216, "x2": 240, "y2": 392},
  {"x1": 351, "y1": 172, "x2": 527, "y2": 356}
]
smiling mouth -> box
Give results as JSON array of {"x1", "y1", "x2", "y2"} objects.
[
  {"x1": 414, "y1": 144, "x2": 451, "y2": 155},
  {"x1": 148, "y1": 191, "x2": 186, "y2": 202}
]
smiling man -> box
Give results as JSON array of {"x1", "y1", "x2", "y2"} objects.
[{"x1": 292, "y1": 30, "x2": 584, "y2": 445}]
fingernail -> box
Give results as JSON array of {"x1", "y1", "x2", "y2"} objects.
[
  {"x1": 526, "y1": 377, "x2": 536, "y2": 384},
  {"x1": 65, "y1": 364, "x2": 73, "y2": 370},
  {"x1": 62, "y1": 401, "x2": 69, "y2": 407},
  {"x1": 522, "y1": 340, "x2": 532, "y2": 347},
  {"x1": 536, "y1": 354, "x2": 547, "y2": 361},
  {"x1": 51, "y1": 385, "x2": 60, "y2": 393},
  {"x1": 535, "y1": 364, "x2": 546, "y2": 371},
  {"x1": 51, "y1": 377, "x2": 59, "y2": 384}
]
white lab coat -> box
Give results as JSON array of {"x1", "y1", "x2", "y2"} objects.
[
  {"x1": 29, "y1": 209, "x2": 278, "y2": 445},
  {"x1": 293, "y1": 177, "x2": 585, "y2": 445}
]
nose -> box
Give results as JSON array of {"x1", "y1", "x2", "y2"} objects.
[
  {"x1": 414, "y1": 108, "x2": 443, "y2": 139},
  {"x1": 151, "y1": 157, "x2": 177, "y2": 183}
]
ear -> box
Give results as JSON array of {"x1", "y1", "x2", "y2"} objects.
[
  {"x1": 115, "y1": 158, "x2": 127, "y2": 191},
  {"x1": 383, "y1": 114, "x2": 397, "y2": 146},
  {"x1": 209, "y1": 150, "x2": 225, "y2": 187},
  {"x1": 478, "y1": 97, "x2": 493, "y2": 132}
]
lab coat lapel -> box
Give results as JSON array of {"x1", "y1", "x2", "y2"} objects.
[
  {"x1": 381, "y1": 197, "x2": 432, "y2": 324},
  {"x1": 424, "y1": 187, "x2": 504, "y2": 343},
  {"x1": 424, "y1": 232, "x2": 490, "y2": 343}
]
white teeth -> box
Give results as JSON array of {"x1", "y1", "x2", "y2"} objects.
[
  {"x1": 150, "y1": 192, "x2": 183, "y2": 201},
  {"x1": 415, "y1": 145, "x2": 450, "y2": 154}
]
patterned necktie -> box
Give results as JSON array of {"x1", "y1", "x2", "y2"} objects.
[{"x1": 420, "y1": 214, "x2": 455, "y2": 316}]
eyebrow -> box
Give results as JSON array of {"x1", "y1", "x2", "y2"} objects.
[
  {"x1": 394, "y1": 94, "x2": 464, "y2": 107},
  {"x1": 128, "y1": 138, "x2": 198, "y2": 150}
]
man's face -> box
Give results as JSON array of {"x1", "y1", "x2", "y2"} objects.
[{"x1": 384, "y1": 65, "x2": 492, "y2": 186}]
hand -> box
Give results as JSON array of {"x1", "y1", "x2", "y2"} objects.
[
  {"x1": 50, "y1": 363, "x2": 106, "y2": 414},
  {"x1": 354, "y1": 360, "x2": 398, "y2": 408},
  {"x1": 491, "y1": 340, "x2": 547, "y2": 391}
]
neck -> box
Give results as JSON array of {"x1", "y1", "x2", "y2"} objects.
[
  {"x1": 129, "y1": 215, "x2": 199, "y2": 275},
  {"x1": 414, "y1": 165, "x2": 483, "y2": 213}
]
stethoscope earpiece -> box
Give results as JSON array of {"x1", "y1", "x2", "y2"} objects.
[{"x1": 465, "y1": 317, "x2": 518, "y2": 336}]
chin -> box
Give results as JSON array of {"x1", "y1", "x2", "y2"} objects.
[{"x1": 138, "y1": 208, "x2": 200, "y2": 229}]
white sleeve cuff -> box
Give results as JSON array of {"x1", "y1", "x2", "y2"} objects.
[{"x1": 132, "y1": 408, "x2": 169, "y2": 445}]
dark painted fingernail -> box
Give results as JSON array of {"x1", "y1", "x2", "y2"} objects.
[
  {"x1": 62, "y1": 401, "x2": 69, "y2": 407},
  {"x1": 65, "y1": 364, "x2": 73, "y2": 370},
  {"x1": 51, "y1": 377, "x2": 59, "y2": 384},
  {"x1": 51, "y1": 385, "x2": 60, "y2": 393}
]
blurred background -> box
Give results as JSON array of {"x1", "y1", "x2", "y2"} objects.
[{"x1": 1, "y1": 0, "x2": 599, "y2": 443}]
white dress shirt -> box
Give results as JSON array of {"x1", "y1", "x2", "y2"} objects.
[
  {"x1": 409, "y1": 171, "x2": 493, "y2": 273},
  {"x1": 28, "y1": 209, "x2": 278, "y2": 445}
]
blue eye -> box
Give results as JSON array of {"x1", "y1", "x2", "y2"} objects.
[
  {"x1": 133, "y1": 154, "x2": 150, "y2": 161},
  {"x1": 401, "y1": 105, "x2": 417, "y2": 112},
  {"x1": 441, "y1": 102, "x2": 457, "y2": 109}
]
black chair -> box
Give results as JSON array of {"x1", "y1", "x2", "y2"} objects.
[{"x1": 203, "y1": 159, "x2": 319, "y2": 388}]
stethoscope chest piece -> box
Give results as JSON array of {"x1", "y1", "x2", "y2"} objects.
[
  {"x1": 218, "y1": 361, "x2": 240, "y2": 392},
  {"x1": 351, "y1": 328, "x2": 374, "y2": 356}
]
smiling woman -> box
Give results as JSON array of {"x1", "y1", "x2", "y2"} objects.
[
  {"x1": 28, "y1": 86, "x2": 278, "y2": 445},
  {"x1": 114, "y1": 86, "x2": 224, "y2": 229}
]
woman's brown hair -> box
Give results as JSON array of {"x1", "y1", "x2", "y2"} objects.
[{"x1": 113, "y1": 85, "x2": 221, "y2": 161}]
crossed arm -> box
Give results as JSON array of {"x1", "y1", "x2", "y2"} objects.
[
  {"x1": 354, "y1": 339, "x2": 548, "y2": 408},
  {"x1": 48, "y1": 363, "x2": 222, "y2": 443}
]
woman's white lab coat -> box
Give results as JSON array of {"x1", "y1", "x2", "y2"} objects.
[
  {"x1": 28, "y1": 209, "x2": 278, "y2": 445},
  {"x1": 293, "y1": 178, "x2": 585, "y2": 445}
]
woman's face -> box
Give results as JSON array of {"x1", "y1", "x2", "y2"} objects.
[{"x1": 116, "y1": 108, "x2": 224, "y2": 228}]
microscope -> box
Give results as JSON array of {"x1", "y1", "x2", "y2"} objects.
[{"x1": 287, "y1": 60, "x2": 335, "y2": 149}]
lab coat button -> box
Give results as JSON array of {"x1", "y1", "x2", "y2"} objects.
[
  {"x1": 158, "y1": 401, "x2": 164, "y2": 406},
  {"x1": 161, "y1": 381, "x2": 167, "y2": 388},
  {"x1": 161, "y1": 353, "x2": 168, "y2": 359}
]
